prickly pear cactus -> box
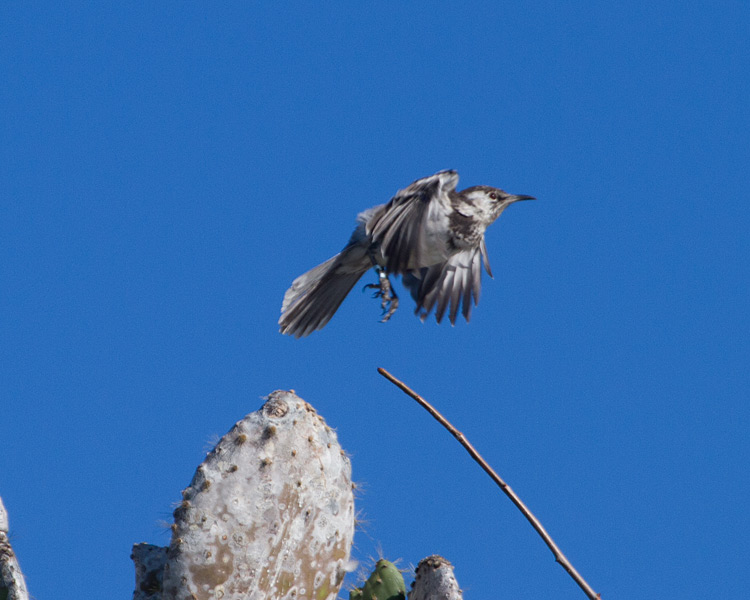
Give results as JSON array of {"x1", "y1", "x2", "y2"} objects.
[
  {"x1": 162, "y1": 390, "x2": 355, "y2": 600},
  {"x1": 349, "y1": 559, "x2": 405, "y2": 600},
  {"x1": 408, "y1": 555, "x2": 462, "y2": 600}
]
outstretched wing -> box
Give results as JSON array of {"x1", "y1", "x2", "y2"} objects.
[
  {"x1": 366, "y1": 170, "x2": 459, "y2": 273},
  {"x1": 402, "y1": 245, "x2": 489, "y2": 325}
]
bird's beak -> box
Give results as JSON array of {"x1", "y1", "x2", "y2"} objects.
[{"x1": 510, "y1": 194, "x2": 536, "y2": 202}]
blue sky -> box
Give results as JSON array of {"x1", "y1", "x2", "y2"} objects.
[{"x1": 2, "y1": 2, "x2": 748, "y2": 598}]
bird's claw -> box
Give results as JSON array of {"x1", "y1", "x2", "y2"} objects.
[
  {"x1": 380, "y1": 294, "x2": 399, "y2": 323},
  {"x1": 364, "y1": 273, "x2": 399, "y2": 322},
  {"x1": 362, "y1": 283, "x2": 382, "y2": 299}
]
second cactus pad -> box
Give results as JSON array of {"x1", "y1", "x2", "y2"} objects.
[{"x1": 350, "y1": 559, "x2": 405, "y2": 600}]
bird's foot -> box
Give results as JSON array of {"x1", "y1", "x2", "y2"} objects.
[{"x1": 363, "y1": 270, "x2": 399, "y2": 322}]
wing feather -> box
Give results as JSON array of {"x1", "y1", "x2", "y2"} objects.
[
  {"x1": 368, "y1": 170, "x2": 458, "y2": 273},
  {"x1": 401, "y1": 246, "x2": 487, "y2": 325},
  {"x1": 480, "y1": 238, "x2": 493, "y2": 278},
  {"x1": 435, "y1": 265, "x2": 455, "y2": 323},
  {"x1": 449, "y1": 262, "x2": 464, "y2": 324},
  {"x1": 469, "y1": 248, "x2": 482, "y2": 312}
]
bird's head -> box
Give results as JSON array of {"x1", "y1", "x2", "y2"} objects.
[{"x1": 460, "y1": 186, "x2": 535, "y2": 224}]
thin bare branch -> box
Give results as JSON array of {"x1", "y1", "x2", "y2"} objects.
[{"x1": 377, "y1": 367, "x2": 600, "y2": 600}]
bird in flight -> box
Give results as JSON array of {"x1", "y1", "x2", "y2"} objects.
[{"x1": 279, "y1": 170, "x2": 534, "y2": 337}]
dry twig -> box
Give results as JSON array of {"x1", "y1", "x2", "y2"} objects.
[{"x1": 377, "y1": 367, "x2": 600, "y2": 600}]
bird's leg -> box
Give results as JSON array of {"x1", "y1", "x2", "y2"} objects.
[
  {"x1": 370, "y1": 267, "x2": 399, "y2": 322},
  {"x1": 362, "y1": 252, "x2": 399, "y2": 322}
]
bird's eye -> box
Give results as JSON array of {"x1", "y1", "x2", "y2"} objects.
[{"x1": 489, "y1": 192, "x2": 497, "y2": 200}]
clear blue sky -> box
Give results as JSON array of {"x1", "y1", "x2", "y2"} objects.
[{"x1": 2, "y1": 2, "x2": 748, "y2": 599}]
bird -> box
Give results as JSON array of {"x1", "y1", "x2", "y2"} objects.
[{"x1": 279, "y1": 170, "x2": 534, "y2": 337}]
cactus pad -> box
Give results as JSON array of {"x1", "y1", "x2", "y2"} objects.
[
  {"x1": 350, "y1": 559, "x2": 405, "y2": 600},
  {"x1": 162, "y1": 391, "x2": 355, "y2": 600}
]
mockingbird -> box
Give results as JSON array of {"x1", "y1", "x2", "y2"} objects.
[{"x1": 279, "y1": 170, "x2": 534, "y2": 337}]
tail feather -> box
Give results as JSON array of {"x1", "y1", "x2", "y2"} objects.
[{"x1": 279, "y1": 255, "x2": 366, "y2": 338}]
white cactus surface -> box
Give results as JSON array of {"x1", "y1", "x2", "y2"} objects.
[
  {"x1": 162, "y1": 390, "x2": 355, "y2": 600},
  {"x1": 409, "y1": 555, "x2": 463, "y2": 600}
]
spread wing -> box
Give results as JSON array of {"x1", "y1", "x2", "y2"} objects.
[
  {"x1": 402, "y1": 244, "x2": 492, "y2": 325},
  {"x1": 366, "y1": 170, "x2": 459, "y2": 273}
]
